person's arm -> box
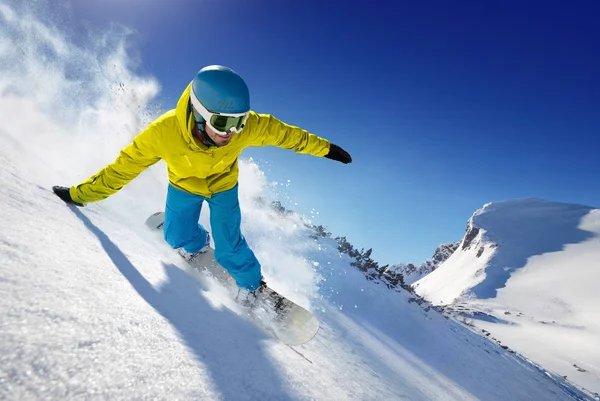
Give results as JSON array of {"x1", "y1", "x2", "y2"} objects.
[
  {"x1": 66, "y1": 125, "x2": 162, "y2": 205},
  {"x1": 247, "y1": 113, "x2": 321, "y2": 151},
  {"x1": 247, "y1": 112, "x2": 352, "y2": 163}
]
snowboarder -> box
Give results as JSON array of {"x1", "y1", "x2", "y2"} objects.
[{"x1": 53, "y1": 65, "x2": 352, "y2": 298}]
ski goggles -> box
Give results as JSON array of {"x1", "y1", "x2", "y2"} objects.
[{"x1": 190, "y1": 90, "x2": 249, "y2": 136}]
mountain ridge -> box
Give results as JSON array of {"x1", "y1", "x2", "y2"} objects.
[{"x1": 413, "y1": 198, "x2": 600, "y2": 393}]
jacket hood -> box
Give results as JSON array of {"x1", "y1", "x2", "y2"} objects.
[{"x1": 175, "y1": 82, "x2": 202, "y2": 150}]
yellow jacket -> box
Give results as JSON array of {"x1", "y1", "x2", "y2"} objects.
[{"x1": 70, "y1": 83, "x2": 331, "y2": 204}]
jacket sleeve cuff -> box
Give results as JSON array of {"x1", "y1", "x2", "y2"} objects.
[
  {"x1": 69, "y1": 186, "x2": 86, "y2": 205},
  {"x1": 314, "y1": 139, "x2": 331, "y2": 157}
]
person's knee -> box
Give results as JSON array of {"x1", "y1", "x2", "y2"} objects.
[{"x1": 214, "y1": 226, "x2": 245, "y2": 248}]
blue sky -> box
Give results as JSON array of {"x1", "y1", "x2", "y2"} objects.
[{"x1": 68, "y1": 0, "x2": 600, "y2": 266}]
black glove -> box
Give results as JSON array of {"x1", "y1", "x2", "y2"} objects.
[
  {"x1": 52, "y1": 186, "x2": 84, "y2": 207},
  {"x1": 324, "y1": 143, "x2": 352, "y2": 164}
]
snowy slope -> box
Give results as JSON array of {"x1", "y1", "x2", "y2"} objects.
[
  {"x1": 0, "y1": 137, "x2": 595, "y2": 401},
  {"x1": 0, "y1": 3, "x2": 597, "y2": 399},
  {"x1": 414, "y1": 199, "x2": 600, "y2": 394}
]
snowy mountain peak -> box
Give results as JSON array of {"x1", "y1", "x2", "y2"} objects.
[
  {"x1": 414, "y1": 198, "x2": 600, "y2": 393},
  {"x1": 472, "y1": 198, "x2": 596, "y2": 241},
  {"x1": 416, "y1": 197, "x2": 598, "y2": 302}
]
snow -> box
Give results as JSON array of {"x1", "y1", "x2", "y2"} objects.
[
  {"x1": 0, "y1": 3, "x2": 597, "y2": 400},
  {"x1": 414, "y1": 199, "x2": 600, "y2": 394},
  {"x1": 4, "y1": 147, "x2": 594, "y2": 401}
]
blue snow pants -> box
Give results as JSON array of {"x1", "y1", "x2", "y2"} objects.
[{"x1": 163, "y1": 183, "x2": 262, "y2": 291}]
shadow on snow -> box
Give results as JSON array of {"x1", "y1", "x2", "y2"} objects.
[{"x1": 71, "y1": 207, "x2": 298, "y2": 401}]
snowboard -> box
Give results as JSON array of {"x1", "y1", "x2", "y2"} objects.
[{"x1": 145, "y1": 211, "x2": 319, "y2": 346}]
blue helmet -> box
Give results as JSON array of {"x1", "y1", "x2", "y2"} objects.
[{"x1": 191, "y1": 65, "x2": 250, "y2": 114}]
